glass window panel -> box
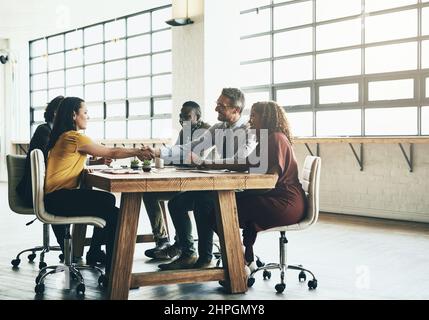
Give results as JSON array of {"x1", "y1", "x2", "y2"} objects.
[
  {"x1": 152, "y1": 7, "x2": 171, "y2": 31},
  {"x1": 84, "y1": 25, "x2": 103, "y2": 46},
  {"x1": 365, "y1": 10, "x2": 417, "y2": 43},
  {"x1": 365, "y1": 0, "x2": 417, "y2": 12},
  {"x1": 422, "y1": 41, "x2": 429, "y2": 69},
  {"x1": 240, "y1": 8, "x2": 270, "y2": 36},
  {"x1": 128, "y1": 56, "x2": 151, "y2": 77},
  {"x1": 365, "y1": 107, "x2": 417, "y2": 135},
  {"x1": 31, "y1": 39, "x2": 47, "y2": 56},
  {"x1": 106, "y1": 102, "x2": 126, "y2": 118},
  {"x1": 365, "y1": 42, "x2": 417, "y2": 74},
  {"x1": 105, "y1": 39, "x2": 125, "y2": 60},
  {"x1": 105, "y1": 19, "x2": 125, "y2": 41},
  {"x1": 105, "y1": 120, "x2": 126, "y2": 139},
  {"x1": 105, "y1": 80, "x2": 126, "y2": 100},
  {"x1": 427, "y1": 78, "x2": 429, "y2": 98},
  {"x1": 32, "y1": 91, "x2": 47, "y2": 106},
  {"x1": 152, "y1": 52, "x2": 172, "y2": 74},
  {"x1": 105, "y1": 60, "x2": 126, "y2": 80},
  {"x1": 128, "y1": 77, "x2": 151, "y2": 98},
  {"x1": 422, "y1": 107, "x2": 429, "y2": 134},
  {"x1": 85, "y1": 83, "x2": 104, "y2": 101},
  {"x1": 317, "y1": 49, "x2": 361, "y2": 79},
  {"x1": 128, "y1": 120, "x2": 151, "y2": 139},
  {"x1": 316, "y1": 109, "x2": 361, "y2": 136},
  {"x1": 48, "y1": 35, "x2": 64, "y2": 53},
  {"x1": 48, "y1": 70, "x2": 64, "y2": 88},
  {"x1": 240, "y1": 61, "x2": 271, "y2": 87},
  {"x1": 316, "y1": 19, "x2": 361, "y2": 51},
  {"x1": 245, "y1": 91, "x2": 270, "y2": 108},
  {"x1": 65, "y1": 30, "x2": 82, "y2": 50},
  {"x1": 84, "y1": 44, "x2": 103, "y2": 64},
  {"x1": 152, "y1": 30, "x2": 172, "y2": 52},
  {"x1": 33, "y1": 109, "x2": 45, "y2": 122},
  {"x1": 154, "y1": 99, "x2": 172, "y2": 115},
  {"x1": 85, "y1": 121, "x2": 104, "y2": 140},
  {"x1": 86, "y1": 103, "x2": 104, "y2": 119},
  {"x1": 153, "y1": 74, "x2": 172, "y2": 96},
  {"x1": 127, "y1": 34, "x2": 151, "y2": 56},
  {"x1": 66, "y1": 67, "x2": 83, "y2": 86},
  {"x1": 48, "y1": 88, "x2": 64, "y2": 101},
  {"x1": 368, "y1": 79, "x2": 414, "y2": 101},
  {"x1": 274, "y1": 56, "x2": 313, "y2": 83},
  {"x1": 48, "y1": 53, "x2": 64, "y2": 71},
  {"x1": 319, "y1": 83, "x2": 359, "y2": 104},
  {"x1": 66, "y1": 85, "x2": 83, "y2": 97},
  {"x1": 287, "y1": 112, "x2": 313, "y2": 136},
  {"x1": 66, "y1": 49, "x2": 83, "y2": 67},
  {"x1": 277, "y1": 87, "x2": 311, "y2": 106},
  {"x1": 274, "y1": 28, "x2": 312, "y2": 57},
  {"x1": 32, "y1": 73, "x2": 47, "y2": 90},
  {"x1": 316, "y1": 0, "x2": 361, "y2": 21},
  {"x1": 31, "y1": 57, "x2": 47, "y2": 73},
  {"x1": 84, "y1": 64, "x2": 103, "y2": 83},
  {"x1": 240, "y1": 0, "x2": 270, "y2": 11},
  {"x1": 152, "y1": 119, "x2": 172, "y2": 139},
  {"x1": 274, "y1": 2, "x2": 312, "y2": 30},
  {"x1": 241, "y1": 35, "x2": 270, "y2": 61},
  {"x1": 129, "y1": 100, "x2": 151, "y2": 116},
  {"x1": 128, "y1": 13, "x2": 150, "y2": 36},
  {"x1": 423, "y1": 7, "x2": 429, "y2": 35}
]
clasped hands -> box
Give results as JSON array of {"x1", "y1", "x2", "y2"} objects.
[{"x1": 137, "y1": 146, "x2": 158, "y2": 161}]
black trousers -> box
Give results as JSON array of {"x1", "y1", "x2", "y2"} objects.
[{"x1": 45, "y1": 189, "x2": 118, "y2": 274}]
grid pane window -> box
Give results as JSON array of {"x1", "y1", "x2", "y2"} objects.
[
  {"x1": 30, "y1": 5, "x2": 172, "y2": 139},
  {"x1": 240, "y1": 1, "x2": 427, "y2": 136},
  {"x1": 422, "y1": 107, "x2": 429, "y2": 134}
]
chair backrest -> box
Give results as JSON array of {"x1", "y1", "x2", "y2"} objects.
[
  {"x1": 300, "y1": 155, "x2": 322, "y2": 228},
  {"x1": 30, "y1": 149, "x2": 57, "y2": 224},
  {"x1": 6, "y1": 154, "x2": 34, "y2": 214}
]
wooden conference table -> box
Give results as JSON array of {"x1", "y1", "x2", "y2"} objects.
[{"x1": 85, "y1": 167, "x2": 277, "y2": 300}]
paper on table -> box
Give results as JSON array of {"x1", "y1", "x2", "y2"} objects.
[{"x1": 101, "y1": 169, "x2": 142, "y2": 174}]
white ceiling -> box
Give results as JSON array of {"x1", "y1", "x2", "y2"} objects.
[{"x1": 0, "y1": 0, "x2": 170, "y2": 39}]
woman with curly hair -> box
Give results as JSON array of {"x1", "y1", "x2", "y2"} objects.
[{"x1": 200, "y1": 101, "x2": 307, "y2": 268}]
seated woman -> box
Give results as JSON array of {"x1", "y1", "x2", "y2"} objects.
[
  {"x1": 199, "y1": 101, "x2": 307, "y2": 270},
  {"x1": 44, "y1": 96, "x2": 151, "y2": 275}
]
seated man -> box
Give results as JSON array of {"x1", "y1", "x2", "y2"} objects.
[{"x1": 143, "y1": 101, "x2": 210, "y2": 259}]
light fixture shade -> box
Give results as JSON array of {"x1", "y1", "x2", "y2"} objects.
[
  {"x1": 166, "y1": 0, "x2": 194, "y2": 27},
  {"x1": 165, "y1": 18, "x2": 194, "y2": 26}
]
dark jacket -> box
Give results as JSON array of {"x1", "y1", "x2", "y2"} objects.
[{"x1": 16, "y1": 123, "x2": 51, "y2": 207}]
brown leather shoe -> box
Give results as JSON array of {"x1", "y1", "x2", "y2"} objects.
[{"x1": 158, "y1": 254, "x2": 198, "y2": 271}]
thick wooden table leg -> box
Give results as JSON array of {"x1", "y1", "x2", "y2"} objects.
[
  {"x1": 108, "y1": 193, "x2": 142, "y2": 300},
  {"x1": 214, "y1": 190, "x2": 247, "y2": 293},
  {"x1": 72, "y1": 224, "x2": 87, "y2": 258}
]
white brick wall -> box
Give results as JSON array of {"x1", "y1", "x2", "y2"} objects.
[{"x1": 294, "y1": 143, "x2": 429, "y2": 223}]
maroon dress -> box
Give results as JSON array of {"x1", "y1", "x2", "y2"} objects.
[{"x1": 236, "y1": 132, "x2": 307, "y2": 262}]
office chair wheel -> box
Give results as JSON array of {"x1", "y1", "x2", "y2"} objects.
[
  {"x1": 39, "y1": 261, "x2": 47, "y2": 270},
  {"x1": 247, "y1": 277, "x2": 255, "y2": 287},
  {"x1": 11, "y1": 258, "x2": 21, "y2": 267},
  {"x1": 299, "y1": 271, "x2": 306, "y2": 282},
  {"x1": 275, "y1": 283, "x2": 286, "y2": 293},
  {"x1": 76, "y1": 283, "x2": 85, "y2": 295},
  {"x1": 98, "y1": 274, "x2": 108, "y2": 287},
  {"x1": 35, "y1": 283, "x2": 45, "y2": 295},
  {"x1": 308, "y1": 279, "x2": 318, "y2": 290},
  {"x1": 263, "y1": 270, "x2": 271, "y2": 280},
  {"x1": 256, "y1": 258, "x2": 265, "y2": 268},
  {"x1": 28, "y1": 253, "x2": 37, "y2": 262}
]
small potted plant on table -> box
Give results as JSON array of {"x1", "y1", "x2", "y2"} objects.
[
  {"x1": 130, "y1": 159, "x2": 140, "y2": 170},
  {"x1": 142, "y1": 159, "x2": 152, "y2": 172}
]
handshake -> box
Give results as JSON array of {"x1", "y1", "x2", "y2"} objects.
[{"x1": 137, "y1": 146, "x2": 159, "y2": 161}]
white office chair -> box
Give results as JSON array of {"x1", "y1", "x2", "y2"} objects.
[
  {"x1": 6, "y1": 154, "x2": 62, "y2": 269},
  {"x1": 30, "y1": 149, "x2": 107, "y2": 296},
  {"x1": 247, "y1": 155, "x2": 321, "y2": 293}
]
